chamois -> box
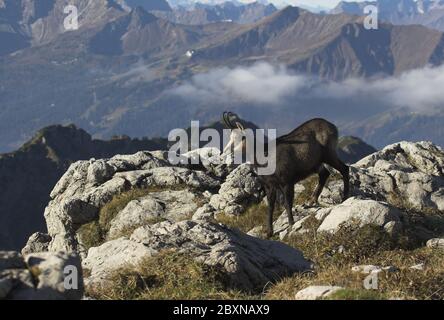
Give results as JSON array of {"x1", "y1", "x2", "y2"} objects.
[{"x1": 222, "y1": 112, "x2": 350, "y2": 238}]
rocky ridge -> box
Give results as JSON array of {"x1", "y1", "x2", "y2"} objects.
[{"x1": 12, "y1": 140, "x2": 444, "y2": 299}]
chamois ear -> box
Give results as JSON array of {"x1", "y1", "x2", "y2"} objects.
[{"x1": 236, "y1": 122, "x2": 245, "y2": 131}]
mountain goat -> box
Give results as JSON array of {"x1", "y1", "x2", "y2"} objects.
[{"x1": 223, "y1": 112, "x2": 350, "y2": 237}]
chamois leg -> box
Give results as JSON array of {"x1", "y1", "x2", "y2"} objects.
[
  {"x1": 266, "y1": 186, "x2": 277, "y2": 238},
  {"x1": 325, "y1": 156, "x2": 350, "y2": 202},
  {"x1": 308, "y1": 165, "x2": 331, "y2": 206},
  {"x1": 283, "y1": 184, "x2": 295, "y2": 226}
]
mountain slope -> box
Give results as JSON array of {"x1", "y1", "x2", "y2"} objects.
[
  {"x1": 0, "y1": 0, "x2": 126, "y2": 51},
  {"x1": 193, "y1": 6, "x2": 444, "y2": 78},
  {"x1": 88, "y1": 7, "x2": 200, "y2": 56},
  {"x1": 343, "y1": 109, "x2": 444, "y2": 148},
  {"x1": 337, "y1": 136, "x2": 377, "y2": 163},
  {"x1": 2, "y1": 4, "x2": 444, "y2": 151},
  {"x1": 332, "y1": 0, "x2": 444, "y2": 31}
]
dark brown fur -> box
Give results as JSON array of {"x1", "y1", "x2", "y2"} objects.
[{"x1": 257, "y1": 119, "x2": 350, "y2": 237}]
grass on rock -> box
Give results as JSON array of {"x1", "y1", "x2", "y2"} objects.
[
  {"x1": 80, "y1": 176, "x2": 444, "y2": 300},
  {"x1": 77, "y1": 185, "x2": 188, "y2": 250},
  {"x1": 216, "y1": 202, "x2": 271, "y2": 233},
  {"x1": 265, "y1": 217, "x2": 444, "y2": 300},
  {"x1": 86, "y1": 250, "x2": 253, "y2": 300}
]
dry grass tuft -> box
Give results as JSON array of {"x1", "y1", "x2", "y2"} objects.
[
  {"x1": 86, "y1": 250, "x2": 254, "y2": 300},
  {"x1": 265, "y1": 219, "x2": 444, "y2": 300},
  {"x1": 216, "y1": 202, "x2": 278, "y2": 234},
  {"x1": 78, "y1": 185, "x2": 188, "y2": 249}
]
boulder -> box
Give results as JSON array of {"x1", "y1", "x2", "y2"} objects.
[
  {"x1": 317, "y1": 197, "x2": 403, "y2": 235},
  {"x1": 131, "y1": 220, "x2": 312, "y2": 291},
  {"x1": 115, "y1": 166, "x2": 220, "y2": 190},
  {"x1": 192, "y1": 204, "x2": 217, "y2": 221},
  {"x1": 25, "y1": 252, "x2": 84, "y2": 300},
  {"x1": 108, "y1": 189, "x2": 203, "y2": 239},
  {"x1": 272, "y1": 197, "x2": 404, "y2": 238},
  {"x1": 273, "y1": 206, "x2": 331, "y2": 240},
  {"x1": 21, "y1": 233, "x2": 52, "y2": 255},
  {"x1": 210, "y1": 164, "x2": 264, "y2": 215},
  {"x1": 427, "y1": 238, "x2": 444, "y2": 249},
  {"x1": 0, "y1": 251, "x2": 83, "y2": 300},
  {"x1": 84, "y1": 220, "x2": 312, "y2": 291},
  {"x1": 82, "y1": 238, "x2": 155, "y2": 287},
  {"x1": 179, "y1": 148, "x2": 236, "y2": 178},
  {"x1": 295, "y1": 286, "x2": 343, "y2": 300}
]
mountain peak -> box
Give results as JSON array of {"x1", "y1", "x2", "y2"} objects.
[
  {"x1": 128, "y1": 6, "x2": 158, "y2": 26},
  {"x1": 117, "y1": 0, "x2": 172, "y2": 12},
  {"x1": 261, "y1": 5, "x2": 301, "y2": 27},
  {"x1": 276, "y1": 5, "x2": 301, "y2": 17}
]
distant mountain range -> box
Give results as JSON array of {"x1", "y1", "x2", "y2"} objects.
[
  {"x1": 332, "y1": 0, "x2": 444, "y2": 31},
  {"x1": 343, "y1": 108, "x2": 444, "y2": 148},
  {"x1": 152, "y1": 1, "x2": 277, "y2": 25},
  {"x1": 1, "y1": 1, "x2": 444, "y2": 153}
]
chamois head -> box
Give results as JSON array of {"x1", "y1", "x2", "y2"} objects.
[{"x1": 222, "y1": 111, "x2": 246, "y2": 155}]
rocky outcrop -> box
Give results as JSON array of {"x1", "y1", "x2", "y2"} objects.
[
  {"x1": 21, "y1": 233, "x2": 51, "y2": 256},
  {"x1": 273, "y1": 198, "x2": 404, "y2": 239},
  {"x1": 83, "y1": 239, "x2": 154, "y2": 287},
  {"x1": 0, "y1": 251, "x2": 83, "y2": 300},
  {"x1": 317, "y1": 198, "x2": 403, "y2": 235},
  {"x1": 31, "y1": 151, "x2": 219, "y2": 255},
  {"x1": 210, "y1": 164, "x2": 264, "y2": 215},
  {"x1": 314, "y1": 142, "x2": 444, "y2": 211},
  {"x1": 273, "y1": 142, "x2": 444, "y2": 239},
  {"x1": 0, "y1": 124, "x2": 168, "y2": 251},
  {"x1": 20, "y1": 140, "x2": 444, "y2": 299},
  {"x1": 108, "y1": 188, "x2": 204, "y2": 238},
  {"x1": 349, "y1": 141, "x2": 444, "y2": 211},
  {"x1": 84, "y1": 220, "x2": 312, "y2": 291}
]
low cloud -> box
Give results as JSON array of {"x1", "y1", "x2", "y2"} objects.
[
  {"x1": 171, "y1": 62, "x2": 444, "y2": 113},
  {"x1": 318, "y1": 65, "x2": 444, "y2": 112},
  {"x1": 172, "y1": 62, "x2": 311, "y2": 105}
]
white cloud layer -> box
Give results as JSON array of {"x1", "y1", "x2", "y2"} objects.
[
  {"x1": 174, "y1": 63, "x2": 308, "y2": 104},
  {"x1": 172, "y1": 62, "x2": 444, "y2": 113}
]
